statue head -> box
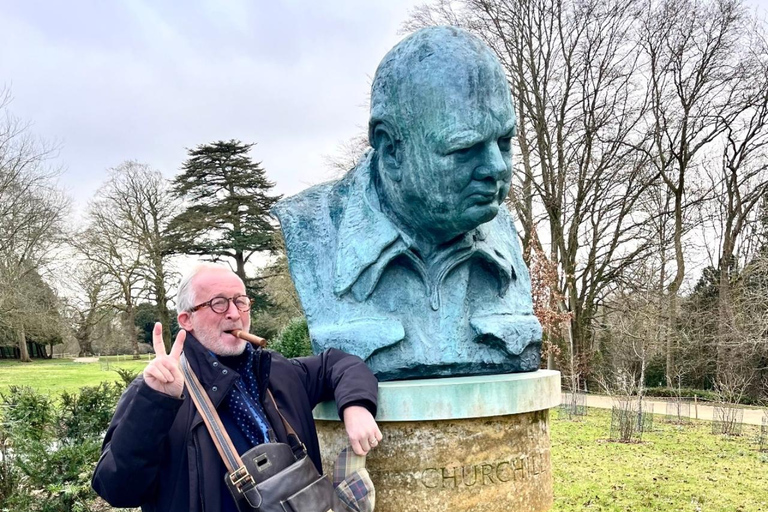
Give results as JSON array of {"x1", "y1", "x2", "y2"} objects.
[{"x1": 369, "y1": 26, "x2": 516, "y2": 245}]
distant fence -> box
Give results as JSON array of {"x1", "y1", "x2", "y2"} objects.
[
  {"x1": 97, "y1": 353, "x2": 154, "y2": 371},
  {"x1": 50, "y1": 353, "x2": 155, "y2": 361},
  {"x1": 52, "y1": 353, "x2": 76, "y2": 359},
  {"x1": 100, "y1": 353, "x2": 155, "y2": 362}
]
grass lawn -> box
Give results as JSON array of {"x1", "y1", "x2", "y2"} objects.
[
  {"x1": 1, "y1": 358, "x2": 765, "y2": 511},
  {"x1": 551, "y1": 408, "x2": 768, "y2": 512},
  {"x1": 0, "y1": 357, "x2": 148, "y2": 394}
]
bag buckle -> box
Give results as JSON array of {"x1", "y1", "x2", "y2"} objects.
[{"x1": 230, "y1": 465, "x2": 255, "y2": 491}]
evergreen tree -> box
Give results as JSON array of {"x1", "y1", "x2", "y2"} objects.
[{"x1": 166, "y1": 140, "x2": 281, "y2": 306}]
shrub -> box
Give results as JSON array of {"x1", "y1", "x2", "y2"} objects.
[
  {"x1": 1, "y1": 385, "x2": 54, "y2": 442},
  {"x1": 0, "y1": 426, "x2": 19, "y2": 508},
  {"x1": 0, "y1": 383, "x2": 122, "y2": 512},
  {"x1": 643, "y1": 387, "x2": 719, "y2": 401},
  {"x1": 112, "y1": 367, "x2": 141, "y2": 390},
  {"x1": 59, "y1": 382, "x2": 122, "y2": 442},
  {"x1": 270, "y1": 317, "x2": 312, "y2": 358},
  {"x1": 643, "y1": 386, "x2": 763, "y2": 405}
]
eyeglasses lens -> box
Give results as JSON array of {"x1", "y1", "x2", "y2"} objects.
[
  {"x1": 208, "y1": 296, "x2": 251, "y2": 313},
  {"x1": 210, "y1": 297, "x2": 229, "y2": 313},
  {"x1": 233, "y1": 297, "x2": 251, "y2": 311}
]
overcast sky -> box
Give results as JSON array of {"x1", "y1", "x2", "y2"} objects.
[
  {"x1": 1, "y1": 0, "x2": 766, "y2": 222},
  {"x1": 0, "y1": 1, "x2": 421, "y2": 220}
]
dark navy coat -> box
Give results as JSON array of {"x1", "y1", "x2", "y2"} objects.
[{"x1": 92, "y1": 334, "x2": 378, "y2": 512}]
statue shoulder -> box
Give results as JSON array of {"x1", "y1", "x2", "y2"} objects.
[
  {"x1": 273, "y1": 182, "x2": 332, "y2": 223},
  {"x1": 272, "y1": 167, "x2": 361, "y2": 242}
]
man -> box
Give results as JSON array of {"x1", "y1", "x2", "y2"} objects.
[
  {"x1": 273, "y1": 26, "x2": 542, "y2": 381},
  {"x1": 92, "y1": 264, "x2": 381, "y2": 512}
]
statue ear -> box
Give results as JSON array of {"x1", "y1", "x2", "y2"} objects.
[{"x1": 371, "y1": 121, "x2": 402, "y2": 182}]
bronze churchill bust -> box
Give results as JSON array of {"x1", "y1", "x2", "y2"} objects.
[{"x1": 273, "y1": 26, "x2": 542, "y2": 380}]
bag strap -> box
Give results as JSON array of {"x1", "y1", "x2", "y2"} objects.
[
  {"x1": 265, "y1": 388, "x2": 307, "y2": 459},
  {"x1": 265, "y1": 389, "x2": 299, "y2": 438},
  {"x1": 179, "y1": 354, "x2": 311, "y2": 491},
  {"x1": 180, "y1": 354, "x2": 254, "y2": 490}
]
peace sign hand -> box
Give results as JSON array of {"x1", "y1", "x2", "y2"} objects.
[{"x1": 142, "y1": 322, "x2": 186, "y2": 398}]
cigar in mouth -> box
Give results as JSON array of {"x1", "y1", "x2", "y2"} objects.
[{"x1": 228, "y1": 329, "x2": 267, "y2": 347}]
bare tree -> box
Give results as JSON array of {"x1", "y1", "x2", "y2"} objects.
[
  {"x1": 598, "y1": 263, "x2": 668, "y2": 397},
  {"x1": 634, "y1": 0, "x2": 751, "y2": 385},
  {"x1": 0, "y1": 88, "x2": 67, "y2": 361},
  {"x1": 63, "y1": 263, "x2": 111, "y2": 357},
  {"x1": 720, "y1": 250, "x2": 768, "y2": 400},
  {"x1": 323, "y1": 133, "x2": 370, "y2": 179},
  {"x1": 73, "y1": 162, "x2": 179, "y2": 355},
  {"x1": 406, "y1": 0, "x2": 661, "y2": 380},
  {"x1": 99, "y1": 162, "x2": 178, "y2": 350},
  {"x1": 75, "y1": 200, "x2": 146, "y2": 359},
  {"x1": 707, "y1": 30, "x2": 768, "y2": 378}
]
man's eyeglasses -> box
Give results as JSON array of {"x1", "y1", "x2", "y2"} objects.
[{"x1": 190, "y1": 295, "x2": 253, "y2": 314}]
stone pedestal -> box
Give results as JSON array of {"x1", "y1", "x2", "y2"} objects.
[{"x1": 314, "y1": 370, "x2": 561, "y2": 512}]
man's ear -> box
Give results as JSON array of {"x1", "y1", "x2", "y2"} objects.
[
  {"x1": 178, "y1": 311, "x2": 193, "y2": 331},
  {"x1": 371, "y1": 121, "x2": 402, "y2": 182}
]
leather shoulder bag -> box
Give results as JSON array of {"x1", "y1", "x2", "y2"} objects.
[{"x1": 180, "y1": 354, "x2": 337, "y2": 512}]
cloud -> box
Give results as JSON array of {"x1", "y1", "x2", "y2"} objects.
[{"x1": 0, "y1": 0, "x2": 418, "y2": 212}]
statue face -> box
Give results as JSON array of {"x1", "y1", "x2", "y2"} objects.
[{"x1": 395, "y1": 77, "x2": 515, "y2": 243}]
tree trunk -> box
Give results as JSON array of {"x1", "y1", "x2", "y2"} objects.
[
  {"x1": 78, "y1": 337, "x2": 94, "y2": 357},
  {"x1": 660, "y1": 238, "x2": 673, "y2": 388},
  {"x1": 717, "y1": 249, "x2": 734, "y2": 382},
  {"x1": 154, "y1": 258, "x2": 172, "y2": 352},
  {"x1": 665, "y1": 187, "x2": 685, "y2": 386},
  {"x1": 18, "y1": 324, "x2": 31, "y2": 363},
  {"x1": 665, "y1": 330, "x2": 674, "y2": 387},
  {"x1": 666, "y1": 293, "x2": 678, "y2": 387},
  {"x1": 125, "y1": 308, "x2": 139, "y2": 359},
  {"x1": 235, "y1": 251, "x2": 247, "y2": 284}
]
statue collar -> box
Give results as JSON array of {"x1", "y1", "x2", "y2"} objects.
[{"x1": 333, "y1": 153, "x2": 514, "y2": 306}]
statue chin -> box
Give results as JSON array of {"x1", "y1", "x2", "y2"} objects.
[
  {"x1": 456, "y1": 203, "x2": 501, "y2": 232},
  {"x1": 474, "y1": 202, "x2": 500, "y2": 222}
]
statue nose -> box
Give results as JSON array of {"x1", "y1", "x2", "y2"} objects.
[{"x1": 472, "y1": 143, "x2": 509, "y2": 181}]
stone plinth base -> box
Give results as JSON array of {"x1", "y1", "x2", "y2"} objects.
[{"x1": 314, "y1": 370, "x2": 561, "y2": 512}]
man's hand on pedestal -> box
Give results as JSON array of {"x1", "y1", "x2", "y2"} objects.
[{"x1": 343, "y1": 405, "x2": 383, "y2": 456}]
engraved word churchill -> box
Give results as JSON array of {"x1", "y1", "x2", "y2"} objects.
[
  {"x1": 420, "y1": 453, "x2": 548, "y2": 489},
  {"x1": 273, "y1": 26, "x2": 542, "y2": 380}
]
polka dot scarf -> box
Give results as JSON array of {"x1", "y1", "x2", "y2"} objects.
[{"x1": 221, "y1": 343, "x2": 271, "y2": 447}]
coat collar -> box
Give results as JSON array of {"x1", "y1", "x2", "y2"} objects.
[
  {"x1": 182, "y1": 333, "x2": 272, "y2": 413},
  {"x1": 333, "y1": 153, "x2": 515, "y2": 302}
]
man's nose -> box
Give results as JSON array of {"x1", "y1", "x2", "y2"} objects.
[
  {"x1": 224, "y1": 299, "x2": 241, "y2": 319},
  {"x1": 472, "y1": 142, "x2": 510, "y2": 181}
]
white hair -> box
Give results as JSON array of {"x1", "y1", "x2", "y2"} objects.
[{"x1": 176, "y1": 262, "x2": 233, "y2": 312}]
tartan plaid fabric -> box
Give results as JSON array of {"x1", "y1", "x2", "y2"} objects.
[
  {"x1": 345, "y1": 476, "x2": 371, "y2": 503},
  {"x1": 333, "y1": 446, "x2": 367, "y2": 487},
  {"x1": 332, "y1": 446, "x2": 375, "y2": 512}
]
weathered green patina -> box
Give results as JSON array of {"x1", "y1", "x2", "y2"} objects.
[
  {"x1": 313, "y1": 370, "x2": 561, "y2": 422},
  {"x1": 273, "y1": 27, "x2": 542, "y2": 380}
]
